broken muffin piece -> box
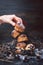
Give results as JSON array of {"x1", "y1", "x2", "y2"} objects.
[
  {"x1": 17, "y1": 34, "x2": 28, "y2": 42},
  {"x1": 11, "y1": 30, "x2": 20, "y2": 38},
  {"x1": 15, "y1": 49, "x2": 21, "y2": 54},
  {"x1": 25, "y1": 44, "x2": 35, "y2": 51}
]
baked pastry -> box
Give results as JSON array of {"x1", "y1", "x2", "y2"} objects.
[
  {"x1": 15, "y1": 49, "x2": 21, "y2": 54},
  {"x1": 15, "y1": 24, "x2": 25, "y2": 32},
  {"x1": 25, "y1": 44, "x2": 35, "y2": 51},
  {"x1": 16, "y1": 42, "x2": 26, "y2": 49},
  {"x1": 11, "y1": 30, "x2": 20, "y2": 38},
  {"x1": 15, "y1": 43, "x2": 26, "y2": 54},
  {"x1": 17, "y1": 34, "x2": 28, "y2": 42}
]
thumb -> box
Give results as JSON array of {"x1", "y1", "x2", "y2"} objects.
[{"x1": 8, "y1": 20, "x2": 15, "y2": 26}]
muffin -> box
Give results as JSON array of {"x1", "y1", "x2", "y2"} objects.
[
  {"x1": 11, "y1": 30, "x2": 20, "y2": 38},
  {"x1": 15, "y1": 24, "x2": 25, "y2": 32},
  {"x1": 17, "y1": 34, "x2": 28, "y2": 42},
  {"x1": 16, "y1": 42, "x2": 26, "y2": 49}
]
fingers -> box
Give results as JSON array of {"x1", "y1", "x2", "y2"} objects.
[
  {"x1": 8, "y1": 20, "x2": 15, "y2": 26},
  {"x1": 0, "y1": 14, "x2": 25, "y2": 27},
  {"x1": 17, "y1": 20, "x2": 25, "y2": 29},
  {"x1": 13, "y1": 16, "x2": 22, "y2": 23},
  {"x1": 13, "y1": 16, "x2": 25, "y2": 29}
]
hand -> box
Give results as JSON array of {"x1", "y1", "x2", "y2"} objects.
[{"x1": 0, "y1": 15, "x2": 22, "y2": 26}]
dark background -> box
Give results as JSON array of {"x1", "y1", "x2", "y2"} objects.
[
  {"x1": 0, "y1": 0, "x2": 43, "y2": 65},
  {"x1": 0, "y1": 0, "x2": 43, "y2": 43}
]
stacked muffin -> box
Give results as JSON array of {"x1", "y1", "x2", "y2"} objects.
[{"x1": 11, "y1": 22, "x2": 35, "y2": 55}]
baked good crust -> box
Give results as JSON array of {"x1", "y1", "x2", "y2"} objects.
[
  {"x1": 17, "y1": 34, "x2": 28, "y2": 42},
  {"x1": 11, "y1": 30, "x2": 20, "y2": 38},
  {"x1": 16, "y1": 42, "x2": 26, "y2": 49},
  {"x1": 15, "y1": 24, "x2": 25, "y2": 32}
]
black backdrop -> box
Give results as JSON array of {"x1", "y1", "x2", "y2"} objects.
[{"x1": 0, "y1": 0, "x2": 40, "y2": 14}]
